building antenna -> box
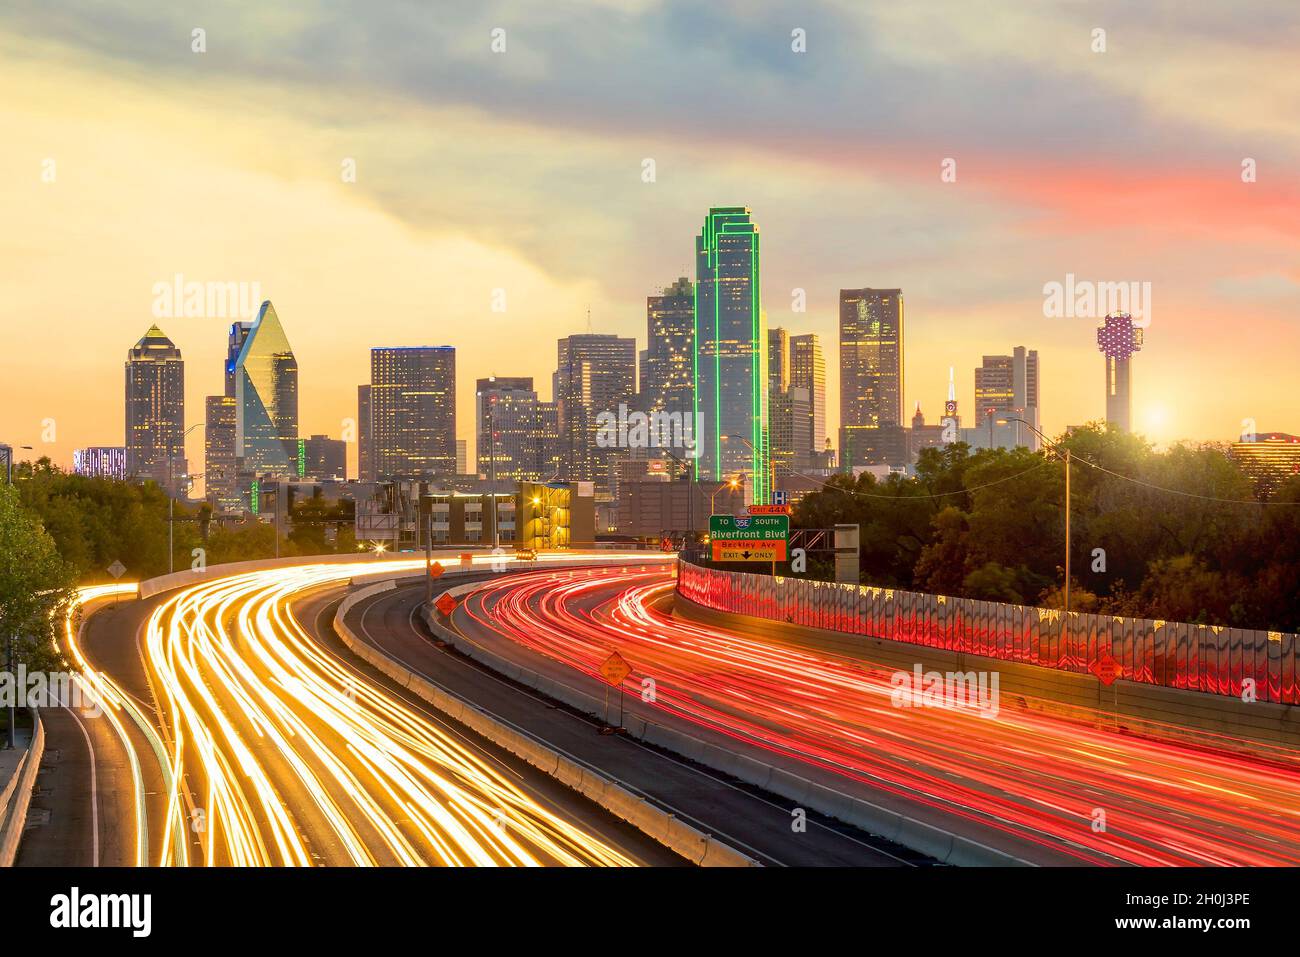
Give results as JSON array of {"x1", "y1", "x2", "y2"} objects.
[{"x1": 586, "y1": 306, "x2": 593, "y2": 334}]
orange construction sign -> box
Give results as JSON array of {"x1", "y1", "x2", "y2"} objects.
[
  {"x1": 428, "y1": 561, "x2": 445, "y2": 579},
  {"x1": 598, "y1": 651, "x2": 632, "y2": 686},
  {"x1": 434, "y1": 592, "x2": 458, "y2": 616},
  {"x1": 1089, "y1": 653, "x2": 1123, "y2": 686}
]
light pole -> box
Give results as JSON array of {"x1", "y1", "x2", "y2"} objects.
[
  {"x1": 168, "y1": 423, "x2": 204, "y2": 574},
  {"x1": 710, "y1": 476, "x2": 741, "y2": 513},
  {"x1": 1007, "y1": 417, "x2": 1071, "y2": 613},
  {"x1": 723, "y1": 433, "x2": 773, "y2": 504}
]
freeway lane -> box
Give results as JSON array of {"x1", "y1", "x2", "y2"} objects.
[
  {"x1": 64, "y1": 556, "x2": 685, "y2": 866},
  {"x1": 449, "y1": 566, "x2": 1300, "y2": 866},
  {"x1": 341, "y1": 574, "x2": 922, "y2": 866}
]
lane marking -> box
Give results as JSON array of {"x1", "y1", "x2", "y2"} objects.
[{"x1": 64, "y1": 706, "x2": 99, "y2": 867}]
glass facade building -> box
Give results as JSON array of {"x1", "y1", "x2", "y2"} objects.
[
  {"x1": 694, "y1": 207, "x2": 770, "y2": 501},
  {"x1": 640, "y1": 277, "x2": 696, "y2": 457},
  {"x1": 125, "y1": 324, "x2": 185, "y2": 494},
  {"x1": 233, "y1": 301, "x2": 299, "y2": 476},
  {"x1": 369, "y1": 346, "x2": 457, "y2": 479},
  {"x1": 839, "y1": 288, "x2": 904, "y2": 467},
  {"x1": 554, "y1": 334, "x2": 636, "y2": 495}
]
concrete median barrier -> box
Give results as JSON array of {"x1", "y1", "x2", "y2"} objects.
[{"x1": 0, "y1": 710, "x2": 45, "y2": 867}]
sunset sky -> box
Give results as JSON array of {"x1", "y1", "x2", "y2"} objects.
[{"x1": 3, "y1": 1, "x2": 1298, "y2": 488}]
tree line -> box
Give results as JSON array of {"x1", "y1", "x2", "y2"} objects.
[{"x1": 792, "y1": 424, "x2": 1300, "y2": 634}]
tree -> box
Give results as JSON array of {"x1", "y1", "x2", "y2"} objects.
[{"x1": 0, "y1": 484, "x2": 76, "y2": 676}]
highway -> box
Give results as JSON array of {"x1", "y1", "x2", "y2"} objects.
[
  {"x1": 442, "y1": 565, "x2": 1300, "y2": 866},
  {"x1": 45, "y1": 557, "x2": 689, "y2": 866},
  {"x1": 342, "y1": 574, "x2": 921, "y2": 866}
]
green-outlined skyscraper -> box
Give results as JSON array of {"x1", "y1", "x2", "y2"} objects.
[
  {"x1": 694, "y1": 207, "x2": 769, "y2": 503},
  {"x1": 234, "y1": 300, "x2": 299, "y2": 476}
]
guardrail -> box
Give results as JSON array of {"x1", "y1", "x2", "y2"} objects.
[
  {"x1": 677, "y1": 559, "x2": 1300, "y2": 705},
  {"x1": 0, "y1": 710, "x2": 45, "y2": 866}
]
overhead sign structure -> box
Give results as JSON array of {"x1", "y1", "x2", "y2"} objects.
[{"x1": 709, "y1": 514, "x2": 789, "y2": 562}]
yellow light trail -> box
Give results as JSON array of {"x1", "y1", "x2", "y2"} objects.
[{"x1": 70, "y1": 554, "x2": 669, "y2": 866}]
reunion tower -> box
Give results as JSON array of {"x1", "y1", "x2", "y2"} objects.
[{"x1": 1097, "y1": 312, "x2": 1143, "y2": 433}]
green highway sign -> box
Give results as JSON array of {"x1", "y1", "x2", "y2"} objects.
[{"x1": 708, "y1": 514, "x2": 789, "y2": 562}]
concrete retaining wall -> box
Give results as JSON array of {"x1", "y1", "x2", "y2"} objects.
[
  {"x1": 0, "y1": 710, "x2": 45, "y2": 866},
  {"x1": 421, "y1": 585, "x2": 1027, "y2": 866},
  {"x1": 334, "y1": 577, "x2": 756, "y2": 867}
]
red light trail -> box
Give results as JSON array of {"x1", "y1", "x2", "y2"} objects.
[{"x1": 459, "y1": 567, "x2": 1300, "y2": 866}]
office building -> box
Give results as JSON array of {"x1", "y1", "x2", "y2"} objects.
[
  {"x1": 694, "y1": 207, "x2": 770, "y2": 501},
  {"x1": 301, "y1": 434, "x2": 347, "y2": 480},
  {"x1": 639, "y1": 278, "x2": 695, "y2": 455},
  {"x1": 790, "y1": 333, "x2": 827, "y2": 457},
  {"x1": 369, "y1": 346, "x2": 457, "y2": 479},
  {"x1": 974, "y1": 346, "x2": 1041, "y2": 450},
  {"x1": 554, "y1": 334, "x2": 636, "y2": 495},
  {"x1": 232, "y1": 301, "x2": 298, "y2": 476},
  {"x1": 125, "y1": 324, "x2": 186, "y2": 494},
  {"x1": 477, "y1": 376, "x2": 548, "y2": 482},
  {"x1": 72, "y1": 446, "x2": 127, "y2": 480},
  {"x1": 840, "y1": 288, "x2": 904, "y2": 467},
  {"x1": 357, "y1": 384, "x2": 373, "y2": 483},
  {"x1": 204, "y1": 395, "x2": 240, "y2": 512},
  {"x1": 1232, "y1": 432, "x2": 1300, "y2": 497}
]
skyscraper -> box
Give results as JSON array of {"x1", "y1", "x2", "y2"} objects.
[
  {"x1": 974, "y1": 346, "x2": 1040, "y2": 449},
  {"x1": 769, "y1": 386, "x2": 812, "y2": 479},
  {"x1": 839, "y1": 288, "x2": 904, "y2": 467},
  {"x1": 1097, "y1": 313, "x2": 1143, "y2": 433},
  {"x1": 233, "y1": 301, "x2": 298, "y2": 476},
  {"x1": 125, "y1": 324, "x2": 185, "y2": 494},
  {"x1": 357, "y1": 384, "x2": 373, "y2": 482},
  {"x1": 477, "y1": 376, "x2": 547, "y2": 481},
  {"x1": 639, "y1": 277, "x2": 695, "y2": 453},
  {"x1": 789, "y1": 333, "x2": 827, "y2": 458},
  {"x1": 204, "y1": 395, "x2": 239, "y2": 511},
  {"x1": 369, "y1": 346, "x2": 457, "y2": 479},
  {"x1": 768, "y1": 327, "x2": 790, "y2": 393},
  {"x1": 694, "y1": 207, "x2": 769, "y2": 501},
  {"x1": 554, "y1": 334, "x2": 636, "y2": 494},
  {"x1": 225, "y1": 321, "x2": 253, "y2": 397}
]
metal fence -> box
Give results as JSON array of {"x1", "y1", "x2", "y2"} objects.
[{"x1": 676, "y1": 560, "x2": 1300, "y2": 705}]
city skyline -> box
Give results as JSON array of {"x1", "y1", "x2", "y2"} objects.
[{"x1": 6, "y1": 4, "x2": 1299, "y2": 479}]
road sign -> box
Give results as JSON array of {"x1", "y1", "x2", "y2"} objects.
[
  {"x1": 599, "y1": 651, "x2": 631, "y2": 686},
  {"x1": 434, "y1": 592, "x2": 458, "y2": 616},
  {"x1": 772, "y1": 490, "x2": 788, "y2": 506},
  {"x1": 709, "y1": 513, "x2": 789, "y2": 561},
  {"x1": 712, "y1": 540, "x2": 787, "y2": 562},
  {"x1": 1089, "y1": 653, "x2": 1123, "y2": 686},
  {"x1": 747, "y1": 504, "x2": 792, "y2": 515},
  {"x1": 428, "y1": 561, "x2": 445, "y2": 579},
  {"x1": 107, "y1": 560, "x2": 126, "y2": 580}
]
